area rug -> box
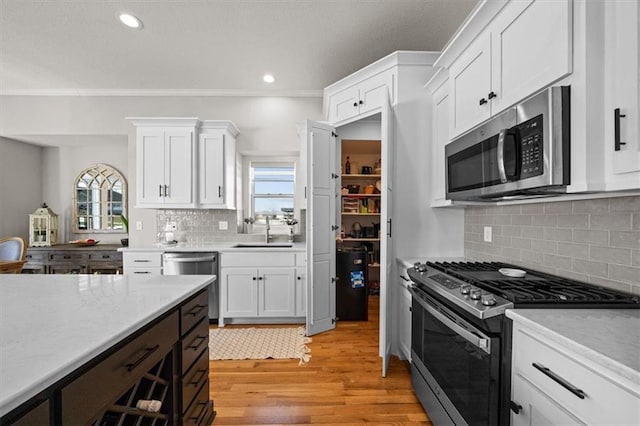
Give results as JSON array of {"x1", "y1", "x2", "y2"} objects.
[{"x1": 208, "y1": 326, "x2": 312, "y2": 365}]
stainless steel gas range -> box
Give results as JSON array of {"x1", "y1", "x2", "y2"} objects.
[{"x1": 407, "y1": 261, "x2": 639, "y2": 426}]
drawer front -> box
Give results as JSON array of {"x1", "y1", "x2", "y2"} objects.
[
  {"x1": 10, "y1": 399, "x2": 49, "y2": 426},
  {"x1": 182, "y1": 318, "x2": 209, "y2": 374},
  {"x1": 513, "y1": 325, "x2": 640, "y2": 424},
  {"x1": 182, "y1": 348, "x2": 209, "y2": 412},
  {"x1": 61, "y1": 311, "x2": 178, "y2": 424},
  {"x1": 183, "y1": 381, "x2": 214, "y2": 424},
  {"x1": 50, "y1": 252, "x2": 87, "y2": 262},
  {"x1": 89, "y1": 251, "x2": 122, "y2": 262},
  {"x1": 24, "y1": 252, "x2": 46, "y2": 263},
  {"x1": 181, "y1": 290, "x2": 209, "y2": 336},
  {"x1": 123, "y1": 252, "x2": 162, "y2": 268},
  {"x1": 222, "y1": 252, "x2": 295, "y2": 267}
]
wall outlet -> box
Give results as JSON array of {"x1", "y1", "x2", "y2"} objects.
[
  {"x1": 136, "y1": 221, "x2": 143, "y2": 231},
  {"x1": 483, "y1": 226, "x2": 492, "y2": 243},
  {"x1": 219, "y1": 221, "x2": 228, "y2": 230}
]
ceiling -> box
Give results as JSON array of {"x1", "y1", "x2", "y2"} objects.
[{"x1": 0, "y1": 0, "x2": 478, "y2": 96}]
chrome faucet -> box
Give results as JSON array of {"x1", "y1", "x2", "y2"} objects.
[{"x1": 265, "y1": 216, "x2": 272, "y2": 243}]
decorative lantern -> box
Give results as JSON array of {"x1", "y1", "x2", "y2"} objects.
[{"x1": 29, "y1": 203, "x2": 59, "y2": 247}]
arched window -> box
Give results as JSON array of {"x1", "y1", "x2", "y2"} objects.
[{"x1": 73, "y1": 164, "x2": 127, "y2": 233}]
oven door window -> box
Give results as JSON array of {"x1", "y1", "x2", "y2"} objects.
[{"x1": 422, "y1": 308, "x2": 496, "y2": 425}]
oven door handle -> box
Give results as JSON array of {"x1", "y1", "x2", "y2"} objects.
[{"x1": 410, "y1": 288, "x2": 491, "y2": 355}]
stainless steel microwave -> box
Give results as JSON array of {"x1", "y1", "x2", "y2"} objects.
[{"x1": 445, "y1": 86, "x2": 570, "y2": 201}]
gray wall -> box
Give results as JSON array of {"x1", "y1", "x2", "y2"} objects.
[
  {"x1": 465, "y1": 195, "x2": 640, "y2": 295},
  {"x1": 0, "y1": 137, "x2": 43, "y2": 240}
]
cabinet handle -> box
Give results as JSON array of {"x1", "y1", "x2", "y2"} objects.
[
  {"x1": 185, "y1": 304, "x2": 206, "y2": 317},
  {"x1": 134, "y1": 259, "x2": 151, "y2": 263},
  {"x1": 125, "y1": 344, "x2": 160, "y2": 371},
  {"x1": 488, "y1": 91, "x2": 497, "y2": 99},
  {"x1": 218, "y1": 185, "x2": 222, "y2": 197},
  {"x1": 532, "y1": 362, "x2": 586, "y2": 399},
  {"x1": 189, "y1": 368, "x2": 208, "y2": 386},
  {"x1": 187, "y1": 335, "x2": 208, "y2": 351},
  {"x1": 164, "y1": 184, "x2": 169, "y2": 197},
  {"x1": 400, "y1": 275, "x2": 410, "y2": 282},
  {"x1": 614, "y1": 108, "x2": 627, "y2": 151},
  {"x1": 159, "y1": 184, "x2": 163, "y2": 197},
  {"x1": 133, "y1": 271, "x2": 151, "y2": 274},
  {"x1": 387, "y1": 218, "x2": 392, "y2": 238},
  {"x1": 479, "y1": 98, "x2": 488, "y2": 106},
  {"x1": 510, "y1": 401, "x2": 523, "y2": 414}
]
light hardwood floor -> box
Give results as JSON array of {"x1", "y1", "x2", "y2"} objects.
[{"x1": 209, "y1": 296, "x2": 432, "y2": 425}]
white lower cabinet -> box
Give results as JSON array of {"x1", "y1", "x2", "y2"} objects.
[
  {"x1": 510, "y1": 320, "x2": 640, "y2": 425},
  {"x1": 122, "y1": 252, "x2": 163, "y2": 275},
  {"x1": 219, "y1": 252, "x2": 301, "y2": 325}
]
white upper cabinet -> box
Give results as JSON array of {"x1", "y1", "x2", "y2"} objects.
[
  {"x1": 326, "y1": 70, "x2": 395, "y2": 125},
  {"x1": 426, "y1": 70, "x2": 452, "y2": 207},
  {"x1": 132, "y1": 118, "x2": 198, "y2": 208},
  {"x1": 198, "y1": 121, "x2": 239, "y2": 209},
  {"x1": 448, "y1": 0, "x2": 572, "y2": 139},
  {"x1": 603, "y1": 0, "x2": 640, "y2": 190},
  {"x1": 130, "y1": 118, "x2": 239, "y2": 209}
]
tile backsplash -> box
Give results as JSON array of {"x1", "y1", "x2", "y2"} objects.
[{"x1": 464, "y1": 195, "x2": 640, "y2": 296}]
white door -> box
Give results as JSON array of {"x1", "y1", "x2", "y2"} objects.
[
  {"x1": 137, "y1": 129, "x2": 165, "y2": 205},
  {"x1": 305, "y1": 120, "x2": 337, "y2": 336},
  {"x1": 164, "y1": 129, "x2": 194, "y2": 205},
  {"x1": 258, "y1": 268, "x2": 296, "y2": 317},
  {"x1": 380, "y1": 96, "x2": 394, "y2": 377},
  {"x1": 221, "y1": 268, "x2": 258, "y2": 317}
]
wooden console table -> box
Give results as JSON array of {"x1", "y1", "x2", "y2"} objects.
[{"x1": 24, "y1": 244, "x2": 123, "y2": 274}]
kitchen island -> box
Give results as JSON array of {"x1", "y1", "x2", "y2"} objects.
[{"x1": 0, "y1": 274, "x2": 216, "y2": 424}]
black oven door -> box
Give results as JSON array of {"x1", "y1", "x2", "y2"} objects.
[{"x1": 411, "y1": 289, "x2": 501, "y2": 426}]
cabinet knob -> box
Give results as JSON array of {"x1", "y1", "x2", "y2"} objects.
[
  {"x1": 488, "y1": 91, "x2": 497, "y2": 99},
  {"x1": 297, "y1": 276, "x2": 302, "y2": 280},
  {"x1": 353, "y1": 102, "x2": 358, "y2": 107},
  {"x1": 252, "y1": 277, "x2": 257, "y2": 281},
  {"x1": 359, "y1": 100, "x2": 363, "y2": 105},
  {"x1": 258, "y1": 276, "x2": 263, "y2": 280},
  {"x1": 479, "y1": 98, "x2": 488, "y2": 106}
]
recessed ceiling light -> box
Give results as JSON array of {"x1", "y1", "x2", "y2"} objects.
[
  {"x1": 119, "y1": 13, "x2": 143, "y2": 29},
  {"x1": 263, "y1": 74, "x2": 275, "y2": 84}
]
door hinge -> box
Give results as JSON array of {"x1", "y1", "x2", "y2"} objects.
[
  {"x1": 332, "y1": 318, "x2": 336, "y2": 324},
  {"x1": 331, "y1": 173, "x2": 340, "y2": 179},
  {"x1": 331, "y1": 225, "x2": 339, "y2": 231},
  {"x1": 331, "y1": 131, "x2": 338, "y2": 138},
  {"x1": 331, "y1": 277, "x2": 338, "y2": 283}
]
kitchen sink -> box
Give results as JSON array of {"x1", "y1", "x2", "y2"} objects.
[{"x1": 231, "y1": 243, "x2": 293, "y2": 248}]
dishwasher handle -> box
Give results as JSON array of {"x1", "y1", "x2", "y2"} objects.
[{"x1": 163, "y1": 255, "x2": 216, "y2": 263}]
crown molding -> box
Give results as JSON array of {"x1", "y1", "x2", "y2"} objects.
[{"x1": 0, "y1": 88, "x2": 324, "y2": 98}]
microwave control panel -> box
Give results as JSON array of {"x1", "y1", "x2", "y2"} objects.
[{"x1": 518, "y1": 114, "x2": 544, "y2": 178}]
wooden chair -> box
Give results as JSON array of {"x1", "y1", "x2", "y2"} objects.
[{"x1": 0, "y1": 237, "x2": 27, "y2": 274}]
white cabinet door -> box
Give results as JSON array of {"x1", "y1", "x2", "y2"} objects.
[
  {"x1": 328, "y1": 86, "x2": 360, "y2": 124},
  {"x1": 511, "y1": 374, "x2": 584, "y2": 426},
  {"x1": 604, "y1": 0, "x2": 640, "y2": 188},
  {"x1": 449, "y1": 32, "x2": 492, "y2": 138},
  {"x1": 490, "y1": 0, "x2": 572, "y2": 113},
  {"x1": 258, "y1": 268, "x2": 296, "y2": 317},
  {"x1": 295, "y1": 267, "x2": 306, "y2": 317},
  {"x1": 430, "y1": 80, "x2": 450, "y2": 206},
  {"x1": 137, "y1": 129, "x2": 166, "y2": 205},
  {"x1": 164, "y1": 129, "x2": 194, "y2": 205},
  {"x1": 198, "y1": 131, "x2": 225, "y2": 207},
  {"x1": 358, "y1": 71, "x2": 393, "y2": 117},
  {"x1": 221, "y1": 268, "x2": 258, "y2": 317},
  {"x1": 305, "y1": 120, "x2": 337, "y2": 336}
]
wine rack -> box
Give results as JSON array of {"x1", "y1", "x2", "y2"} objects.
[{"x1": 94, "y1": 350, "x2": 174, "y2": 426}]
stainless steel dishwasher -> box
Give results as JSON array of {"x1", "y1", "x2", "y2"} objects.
[{"x1": 163, "y1": 252, "x2": 219, "y2": 320}]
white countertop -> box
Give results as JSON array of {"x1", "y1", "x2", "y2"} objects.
[
  {"x1": 0, "y1": 274, "x2": 215, "y2": 417},
  {"x1": 120, "y1": 241, "x2": 306, "y2": 253},
  {"x1": 506, "y1": 309, "x2": 640, "y2": 386}
]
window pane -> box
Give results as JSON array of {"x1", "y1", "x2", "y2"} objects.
[
  {"x1": 254, "y1": 198, "x2": 294, "y2": 218},
  {"x1": 254, "y1": 181, "x2": 294, "y2": 195}
]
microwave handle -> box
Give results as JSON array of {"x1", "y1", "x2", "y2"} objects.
[{"x1": 497, "y1": 129, "x2": 508, "y2": 183}]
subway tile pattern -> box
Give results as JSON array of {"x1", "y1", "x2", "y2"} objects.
[{"x1": 464, "y1": 196, "x2": 640, "y2": 296}]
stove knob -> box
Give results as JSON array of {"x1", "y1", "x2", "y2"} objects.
[
  {"x1": 470, "y1": 288, "x2": 482, "y2": 300},
  {"x1": 481, "y1": 294, "x2": 497, "y2": 306},
  {"x1": 460, "y1": 284, "x2": 471, "y2": 295}
]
